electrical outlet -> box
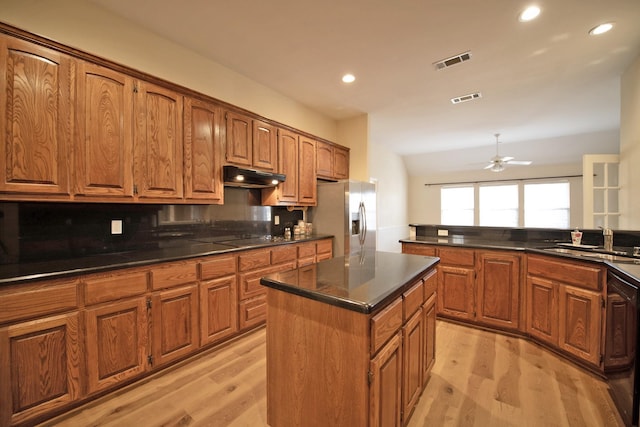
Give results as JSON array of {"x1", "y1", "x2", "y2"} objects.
[
  {"x1": 111, "y1": 219, "x2": 123, "y2": 235},
  {"x1": 274, "y1": 215, "x2": 280, "y2": 226},
  {"x1": 437, "y1": 229, "x2": 449, "y2": 237}
]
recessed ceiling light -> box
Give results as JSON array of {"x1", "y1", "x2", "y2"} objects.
[
  {"x1": 519, "y1": 6, "x2": 541, "y2": 22},
  {"x1": 589, "y1": 22, "x2": 614, "y2": 35},
  {"x1": 342, "y1": 74, "x2": 356, "y2": 83}
]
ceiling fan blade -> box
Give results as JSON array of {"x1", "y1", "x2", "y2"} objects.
[
  {"x1": 500, "y1": 156, "x2": 514, "y2": 162},
  {"x1": 506, "y1": 160, "x2": 532, "y2": 165},
  {"x1": 483, "y1": 163, "x2": 495, "y2": 170}
]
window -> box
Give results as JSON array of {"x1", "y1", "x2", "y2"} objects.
[
  {"x1": 441, "y1": 186, "x2": 474, "y2": 225},
  {"x1": 479, "y1": 184, "x2": 518, "y2": 227},
  {"x1": 524, "y1": 182, "x2": 570, "y2": 228},
  {"x1": 439, "y1": 180, "x2": 571, "y2": 228}
]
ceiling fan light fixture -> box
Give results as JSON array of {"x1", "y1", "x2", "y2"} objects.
[{"x1": 490, "y1": 163, "x2": 505, "y2": 172}]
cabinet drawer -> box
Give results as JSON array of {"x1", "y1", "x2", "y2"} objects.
[
  {"x1": 200, "y1": 255, "x2": 236, "y2": 280},
  {"x1": 370, "y1": 297, "x2": 403, "y2": 355},
  {"x1": 403, "y1": 280, "x2": 423, "y2": 321},
  {"x1": 271, "y1": 245, "x2": 297, "y2": 265},
  {"x1": 402, "y1": 243, "x2": 436, "y2": 257},
  {"x1": 297, "y1": 242, "x2": 316, "y2": 259},
  {"x1": 438, "y1": 247, "x2": 475, "y2": 266},
  {"x1": 151, "y1": 261, "x2": 198, "y2": 290},
  {"x1": 316, "y1": 239, "x2": 333, "y2": 255},
  {"x1": 85, "y1": 270, "x2": 148, "y2": 305},
  {"x1": 238, "y1": 262, "x2": 296, "y2": 300},
  {"x1": 0, "y1": 280, "x2": 79, "y2": 324},
  {"x1": 528, "y1": 255, "x2": 602, "y2": 291},
  {"x1": 238, "y1": 249, "x2": 271, "y2": 272},
  {"x1": 423, "y1": 269, "x2": 437, "y2": 301},
  {"x1": 239, "y1": 294, "x2": 267, "y2": 330}
]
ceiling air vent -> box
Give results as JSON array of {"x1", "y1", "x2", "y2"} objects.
[
  {"x1": 451, "y1": 92, "x2": 482, "y2": 104},
  {"x1": 434, "y1": 51, "x2": 472, "y2": 70}
]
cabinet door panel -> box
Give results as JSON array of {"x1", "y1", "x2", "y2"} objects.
[
  {"x1": 0, "y1": 313, "x2": 81, "y2": 426},
  {"x1": 558, "y1": 285, "x2": 602, "y2": 366},
  {"x1": 225, "y1": 111, "x2": 252, "y2": 166},
  {"x1": 316, "y1": 141, "x2": 333, "y2": 178},
  {"x1": 253, "y1": 119, "x2": 277, "y2": 171},
  {"x1": 402, "y1": 309, "x2": 423, "y2": 421},
  {"x1": 437, "y1": 265, "x2": 474, "y2": 320},
  {"x1": 85, "y1": 298, "x2": 148, "y2": 394},
  {"x1": 369, "y1": 332, "x2": 402, "y2": 427},
  {"x1": 184, "y1": 97, "x2": 223, "y2": 202},
  {"x1": 75, "y1": 62, "x2": 134, "y2": 198},
  {"x1": 200, "y1": 276, "x2": 238, "y2": 346},
  {"x1": 275, "y1": 129, "x2": 298, "y2": 203},
  {"x1": 423, "y1": 294, "x2": 436, "y2": 386},
  {"x1": 334, "y1": 146, "x2": 349, "y2": 179},
  {"x1": 152, "y1": 284, "x2": 199, "y2": 366},
  {"x1": 477, "y1": 252, "x2": 520, "y2": 330},
  {"x1": 526, "y1": 276, "x2": 558, "y2": 345},
  {"x1": 0, "y1": 38, "x2": 70, "y2": 196},
  {"x1": 134, "y1": 82, "x2": 183, "y2": 199},
  {"x1": 238, "y1": 294, "x2": 267, "y2": 330},
  {"x1": 298, "y1": 136, "x2": 317, "y2": 205}
]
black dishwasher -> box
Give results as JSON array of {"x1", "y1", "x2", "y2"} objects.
[{"x1": 606, "y1": 270, "x2": 639, "y2": 426}]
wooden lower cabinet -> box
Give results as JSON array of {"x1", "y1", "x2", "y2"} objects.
[
  {"x1": 0, "y1": 312, "x2": 82, "y2": 426},
  {"x1": 402, "y1": 308, "x2": 424, "y2": 423},
  {"x1": 370, "y1": 332, "x2": 403, "y2": 427},
  {"x1": 85, "y1": 297, "x2": 149, "y2": 395},
  {"x1": 422, "y1": 293, "x2": 437, "y2": 385},
  {"x1": 526, "y1": 254, "x2": 605, "y2": 368},
  {"x1": 476, "y1": 251, "x2": 521, "y2": 330},
  {"x1": 200, "y1": 276, "x2": 238, "y2": 346},
  {"x1": 151, "y1": 284, "x2": 199, "y2": 367},
  {"x1": 438, "y1": 265, "x2": 475, "y2": 321}
]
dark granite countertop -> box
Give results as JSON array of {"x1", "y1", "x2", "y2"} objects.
[
  {"x1": 400, "y1": 236, "x2": 640, "y2": 285},
  {"x1": 260, "y1": 251, "x2": 440, "y2": 314},
  {"x1": 0, "y1": 234, "x2": 333, "y2": 286}
]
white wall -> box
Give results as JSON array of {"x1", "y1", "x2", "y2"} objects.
[
  {"x1": 0, "y1": 0, "x2": 337, "y2": 142},
  {"x1": 620, "y1": 54, "x2": 640, "y2": 230},
  {"x1": 408, "y1": 163, "x2": 584, "y2": 228},
  {"x1": 370, "y1": 143, "x2": 409, "y2": 253}
]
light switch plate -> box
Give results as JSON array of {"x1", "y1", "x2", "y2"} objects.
[{"x1": 437, "y1": 229, "x2": 449, "y2": 237}]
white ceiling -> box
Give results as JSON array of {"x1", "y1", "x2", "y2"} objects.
[{"x1": 89, "y1": 0, "x2": 640, "y2": 176}]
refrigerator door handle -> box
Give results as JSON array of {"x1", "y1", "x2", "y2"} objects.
[{"x1": 359, "y1": 201, "x2": 367, "y2": 246}]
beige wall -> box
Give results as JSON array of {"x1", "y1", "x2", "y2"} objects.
[
  {"x1": 0, "y1": 0, "x2": 337, "y2": 142},
  {"x1": 370, "y1": 143, "x2": 409, "y2": 252},
  {"x1": 336, "y1": 114, "x2": 369, "y2": 182},
  {"x1": 620, "y1": 54, "x2": 640, "y2": 230}
]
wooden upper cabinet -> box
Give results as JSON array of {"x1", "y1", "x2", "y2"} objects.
[
  {"x1": 316, "y1": 141, "x2": 334, "y2": 178},
  {"x1": 225, "y1": 111, "x2": 277, "y2": 172},
  {"x1": 317, "y1": 140, "x2": 349, "y2": 181},
  {"x1": 133, "y1": 81, "x2": 184, "y2": 199},
  {"x1": 225, "y1": 111, "x2": 252, "y2": 167},
  {"x1": 0, "y1": 36, "x2": 71, "y2": 197},
  {"x1": 184, "y1": 97, "x2": 223, "y2": 203},
  {"x1": 334, "y1": 145, "x2": 349, "y2": 179},
  {"x1": 273, "y1": 128, "x2": 299, "y2": 203},
  {"x1": 298, "y1": 135, "x2": 317, "y2": 205},
  {"x1": 75, "y1": 61, "x2": 134, "y2": 198},
  {"x1": 252, "y1": 119, "x2": 277, "y2": 172}
]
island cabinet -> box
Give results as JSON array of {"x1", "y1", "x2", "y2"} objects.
[
  {"x1": 402, "y1": 243, "x2": 522, "y2": 333},
  {"x1": 224, "y1": 110, "x2": 278, "y2": 172},
  {"x1": 0, "y1": 36, "x2": 71, "y2": 199},
  {"x1": 263, "y1": 254, "x2": 438, "y2": 427},
  {"x1": 526, "y1": 254, "x2": 605, "y2": 368},
  {"x1": 0, "y1": 279, "x2": 81, "y2": 427}
]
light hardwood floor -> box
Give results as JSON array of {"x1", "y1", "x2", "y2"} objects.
[{"x1": 40, "y1": 321, "x2": 625, "y2": 427}]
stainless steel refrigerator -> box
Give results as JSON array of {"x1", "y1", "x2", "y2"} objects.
[{"x1": 310, "y1": 180, "x2": 376, "y2": 256}]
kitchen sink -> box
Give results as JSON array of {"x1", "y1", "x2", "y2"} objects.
[{"x1": 543, "y1": 247, "x2": 640, "y2": 264}]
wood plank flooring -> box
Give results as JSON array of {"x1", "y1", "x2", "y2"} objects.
[{"x1": 39, "y1": 321, "x2": 625, "y2": 427}]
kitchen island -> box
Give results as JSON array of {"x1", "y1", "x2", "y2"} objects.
[{"x1": 260, "y1": 251, "x2": 439, "y2": 427}]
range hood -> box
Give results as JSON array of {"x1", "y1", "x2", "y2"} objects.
[{"x1": 223, "y1": 165, "x2": 286, "y2": 188}]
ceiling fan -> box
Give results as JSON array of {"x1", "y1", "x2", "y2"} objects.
[{"x1": 484, "y1": 133, "x2": 532, "y2": 172}]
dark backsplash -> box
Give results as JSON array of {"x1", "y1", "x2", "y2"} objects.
[{"x1": 0, "y1": 188, "x2": 303, "y2": 265}]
